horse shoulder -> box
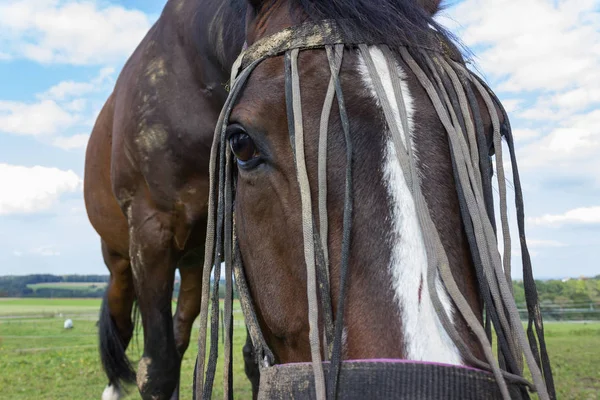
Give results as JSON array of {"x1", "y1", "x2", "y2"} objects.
[{"x1": 107, "y1": 6, "x2": 228, "y2": 253}]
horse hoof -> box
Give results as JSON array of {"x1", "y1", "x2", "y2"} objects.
[{"x1": 101, "y1": 384, "x2": 121, "y2": 400}]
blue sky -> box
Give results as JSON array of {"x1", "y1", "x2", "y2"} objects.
[{"x1": 0, "y1": 0, "x2": 598, "y2": 279}]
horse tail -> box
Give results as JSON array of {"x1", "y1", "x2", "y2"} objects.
[{"x1": 98, "y1": 291, "x2": 136, "y2": 391}]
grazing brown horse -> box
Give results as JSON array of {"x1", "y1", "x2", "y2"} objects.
[
  {"x1": 194, "y1": 0, "x2": 555, "y2": 399},
  {"x1": 84, "y1": 0, "x2": 248, "y2": 399}
]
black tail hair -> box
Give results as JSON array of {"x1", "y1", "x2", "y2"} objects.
[{"x1": 98, "y1": 291, "x2": 136, "y2": 391}]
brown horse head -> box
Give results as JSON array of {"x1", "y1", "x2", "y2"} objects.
[
  {"x1": 230, "y1": 0, "x2": 482, "y2": 365},
  {"x1": 194, "y1": 1, "x2": 555, "y2": 399}
]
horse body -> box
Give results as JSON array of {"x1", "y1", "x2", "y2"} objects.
[{"x1": 84, "y1": 1, "x2": 244, "y2": 398}]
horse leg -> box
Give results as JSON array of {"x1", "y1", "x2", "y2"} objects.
[
  {"x1": 99, "y1": 240, "x2": 135, "y2": 400},
  {"x1": 128, "y1": 200, "x2": 179, "y2": 400},
  {"x1": 171, "y1": 251, "x2": 204, "y2": 400},
  {"x1": 243, "y1": 328, "x2": 261, "y2": 400}
]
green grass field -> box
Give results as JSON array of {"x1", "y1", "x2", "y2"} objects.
[
  {"x1": 0, "y1": 298, "x2": 249, "y2": 400},
  {"x1": 0, "y1": 299, "x2": 598, "y2": 399},
  {"x1": 0, "y1": 298, "x2": 102, "y2": 317}
]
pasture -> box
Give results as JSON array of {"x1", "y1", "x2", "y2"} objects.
[{"x1": 0, "y1": 298, "x2": 598, "y2": 399}]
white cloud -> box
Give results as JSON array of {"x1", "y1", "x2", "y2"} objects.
[
  {"x1": 39, "y1": 81, "x2": 95, "y2": 101},
  {"x1": 440, "y1": 0, "x2": 600, "y2": 93},
  {"x1": 547, "y1": 87, "x2": 600, "y2": 115},
  {"x1": 528, "y1": 206, "x2": 600, "y2": 227},
  {"x1": 437, "y1": 0, "x2": 600, "y2": 186},
  {"x1": 0, "y1": 163, "x2": 82, "y2": 215},
  {"x1": 37, "y1": 66, "x2": 114, "y2": 101},
  {"x1": 513, "y1": 128, "x2": 541, "y2": 142},
  {"x1": 0, "y1": 0, "x2": 151, "y2": 65},
  {"x1": 11, "y1": 245, "x2": 61, "y2": 257},
  {"x1": 0, "y1": 67, "x2": 114, "y2": 142},
  {"x1": 438, "y1": 0, "x2": 600, "y2": 117},
  {"x1": 527, "y1": 239, "x2": 567, "y2": 248},
  {"x1": 517, "y1": 109, "x2": 600, "y2": 181},
  {"x1": 30, "y1": 245, "x2": 61, "y2": 257},
  {"x1": 52, "y1": 133, "x2": 89, "y2": 150},
  {"x1": 65, "y1": 99, "x2": 87, "y2": 112},
  {"x1": 0, "y1": 99, "x2": 79, "y2": 136},
  {"x1": 434, "y1": 1, "x2": 600, "y2": 278},
  {"x1": 499, "y1": 99, "x2": 523, "y2": 114}
]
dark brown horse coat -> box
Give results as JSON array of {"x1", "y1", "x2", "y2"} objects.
[{"x1": 84, "y1": 1, "x2": 244, "y2": 398}]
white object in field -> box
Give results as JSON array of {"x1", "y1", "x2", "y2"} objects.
[{"x1": 64, "y1": 319, "x2": 73, "y2": 329}]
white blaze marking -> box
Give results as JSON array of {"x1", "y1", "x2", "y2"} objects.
[
  {"x1": 357, "y1": 46, "x2": 462, "y2": 365},
  {"x1": 101, "y1": 384, "x2": 121, "y2": 400}
]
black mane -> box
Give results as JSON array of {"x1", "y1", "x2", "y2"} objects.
[
  {"x1": 229, "y1": 0, "x2": 468, "y2": 62},
  {"x1": 293, "y1": 0, "x2": 463, "y2": 55}
]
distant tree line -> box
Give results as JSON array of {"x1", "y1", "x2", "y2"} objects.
[
  {"x1": 513, "y1": 275, "x2": 600, "y2": 321},
  {"x1": 0, "y1": 274, "x2": 108, "y2": 298},
  {"x1": 1, "y1": 274, "x2": 597, "y2": 320},
  {"x1": 0, "y1": 274, "x2": 238, "y2": 300},
  {"x1": 61, "y1": 275, "x2": 110, "y2": 282}
]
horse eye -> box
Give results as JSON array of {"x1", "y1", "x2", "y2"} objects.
[{"x1": 228, "y1": 125, "x2": 258, "y2": 163}]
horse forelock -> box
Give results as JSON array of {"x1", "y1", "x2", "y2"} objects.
[{"x1": 295, "y1": 0, "x2": 455, "y2": 50}]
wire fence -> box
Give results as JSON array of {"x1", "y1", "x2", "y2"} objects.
[
  {"x1": 516, "y1": 301, "x2": 600, "y2": 321},
  {"x1": 2, "y1": 303, "x2": 598, "y2": 355}
]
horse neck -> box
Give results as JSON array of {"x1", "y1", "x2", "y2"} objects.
[{"x1": 164, "y1": 0, "x2": 246, "y2": 81}]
